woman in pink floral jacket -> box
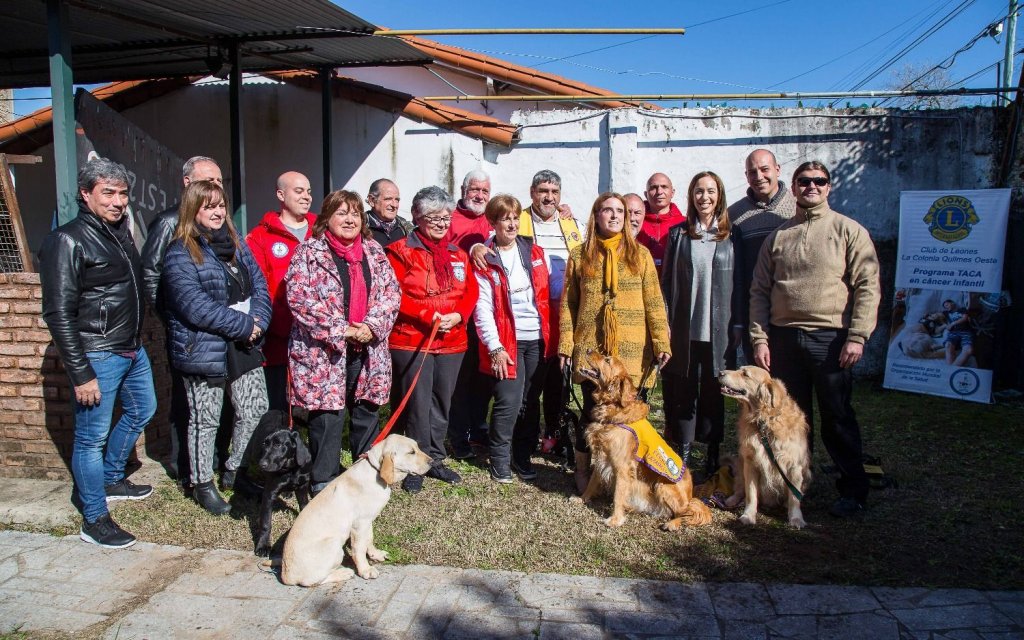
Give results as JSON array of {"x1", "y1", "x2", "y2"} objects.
[{"x1": 286, "y1": 190, "x2": 400, "y2": 495}]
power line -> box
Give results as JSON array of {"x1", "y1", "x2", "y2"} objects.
[
  {"x1": 827, "y1": 0, "x2": 957, "y2": 91},
  {"x1": 847, "y1": 0, "x2": 977, "y2": 93},
  {"x1": 530, "y1": 0, "x2": 796, "y2": 69},
  {"x1": 767, "y1": 2, "x2": 944, "y2": 90}
]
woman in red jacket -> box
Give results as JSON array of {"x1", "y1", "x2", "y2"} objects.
[
  {"x1": 472, "y1": 195, "x2": 554, "y2": 483},
  {"x1": 386, "y1": 186, "x2": 479, "y2": 494}
]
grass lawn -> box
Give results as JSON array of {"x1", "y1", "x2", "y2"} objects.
[{"x1": 11, "y1": 381, "x2": 1024, "y2": 589}]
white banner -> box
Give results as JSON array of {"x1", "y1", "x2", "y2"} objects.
[{"x1": 883, "y1": 189, "x2": 1011, "y2": 403}]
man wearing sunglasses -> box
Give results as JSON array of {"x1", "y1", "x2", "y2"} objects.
[
  {"x1": 727, "y1": 149, "x2": 797, "y2": 368},
  {"x1": 748, "y1": 161, "x2": 881, "y2": 519}
]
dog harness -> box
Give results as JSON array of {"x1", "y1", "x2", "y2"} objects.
[{"x1": 615, "y1": 419, "x2": 684, "y2": 483}]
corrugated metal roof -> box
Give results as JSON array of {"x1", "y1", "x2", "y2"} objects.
[{"x1": 0, "y1": 0, "x2": 430, "y2": 89}]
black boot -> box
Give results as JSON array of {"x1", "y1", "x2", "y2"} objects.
[
  {"x1": 705, "y1": 442, "x2": 721, "y2": 479},
  {"x1": 194, "y1": 481, "x2": 231, "y2": 515},
  {"x1": 681, "y1": 443, "x2": 692, "y2": 470}
]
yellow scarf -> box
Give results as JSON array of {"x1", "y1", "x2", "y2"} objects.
[{"x1": 598, "y1": 233, "x2": 621, "y2": 356}]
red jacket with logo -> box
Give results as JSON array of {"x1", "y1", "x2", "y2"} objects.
[
  {"x1": 473, "y1": 237, "x2": 555, "y2": 378},
  {"x1": 637, "y1": 202, "x2": 685, "y2": 274},
  {"x1": 245, "y1": 211, "x2": 317, "y2": 366},
  {"x1": 447, "y1": 203, "x2": 492, "y2": 253},
  {"x1": 386, "y1": 231, "x2": 479, "y2": 354}
]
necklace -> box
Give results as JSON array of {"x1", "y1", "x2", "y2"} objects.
[{"x1": 498, "y1": 244, "x2": 518, "y2": 277}]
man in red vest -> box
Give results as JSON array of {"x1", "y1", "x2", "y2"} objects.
[
  {"x1": 246, "y1": 171, "x2": 317, "y2": 410},
  {"x1": 637, "y1": 172, "x2": 685, "y2": 274}
]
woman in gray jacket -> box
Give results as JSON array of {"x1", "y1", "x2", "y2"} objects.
[{"x1": 660, "y1": 171, "x2": 737, "y2": 479}]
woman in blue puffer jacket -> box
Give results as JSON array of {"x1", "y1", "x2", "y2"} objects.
[{"x1": 162, "y1": 181, "x2": 272, "y2": 515}]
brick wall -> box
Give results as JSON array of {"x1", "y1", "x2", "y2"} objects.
[{"x1": 0, "y1": 273, "x2": 172, "y2": 479}]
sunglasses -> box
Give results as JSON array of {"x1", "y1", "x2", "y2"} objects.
[{"x1": 796, "y1": 176, "x2": 830, "y2": 187}]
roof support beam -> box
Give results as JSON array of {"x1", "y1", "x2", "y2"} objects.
[
  {"x1": 320, "y1": 67, "x2": 333, "y2": 198},
  {"x1": 48, "y1": 0, "x2": 77, "y2": 225},
  {"x1": 228, "y1": 41, "x2": 247, "y2": 234}
]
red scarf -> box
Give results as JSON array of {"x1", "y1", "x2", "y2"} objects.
[
  {"x1": 325, "y1": 232, "x2": 367, "y2": 324},
  {"x1": 415, "y1": 229, "x2": 454, "y2": 291}
]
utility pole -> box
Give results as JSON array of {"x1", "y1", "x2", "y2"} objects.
[{"x1": 1005, "y1": 0, "x2": 1018, "y2": 104}]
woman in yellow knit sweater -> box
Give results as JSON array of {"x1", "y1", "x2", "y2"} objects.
[{"x1": 559, "y1": 192, "x2": 671, "y2": 493}]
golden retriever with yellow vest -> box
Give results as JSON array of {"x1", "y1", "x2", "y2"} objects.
[{"x1": 572, "y1": 352, "x2": 711, "y2": 530}]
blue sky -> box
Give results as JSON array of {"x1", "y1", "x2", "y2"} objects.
[{"x1": 10, "y1": 0, "x2": 1020, "y2": 117}]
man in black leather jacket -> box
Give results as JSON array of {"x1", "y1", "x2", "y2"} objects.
[
  {"x1": 141, "y1": 156, "x2": 222, "y2": 487},
  {"x1": 40, "y1": 157, "x2": 157, "y2": 549}
]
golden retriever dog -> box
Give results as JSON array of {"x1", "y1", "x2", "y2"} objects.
[
  {"x1": 900, "y1": 312, "x2": 947, "y2": 359},
  {"x1": 718, "y1": 366, "x2": 812, "y2": 529},
  {"x1": 571, "y1": 352, "x2": 711, "y2": 530},
  {"x1": 280, "y1": 434, "x2": 433, "y2": 587}
]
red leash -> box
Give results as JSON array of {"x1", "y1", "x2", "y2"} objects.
[{"x1": 369, "y1": 319, "x2": 442, "y2": 448}]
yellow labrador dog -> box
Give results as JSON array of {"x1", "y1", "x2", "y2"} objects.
[
  {"x1": 280, "y1": 434, "x2": 432, "y2": 587},
  {"x1": 719, "y1": 366, "x2": 812, "y2": 529}
]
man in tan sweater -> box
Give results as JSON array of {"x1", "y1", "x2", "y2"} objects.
[{"x1": 749, "y1": 161, "x2": 881, "y2": 518}]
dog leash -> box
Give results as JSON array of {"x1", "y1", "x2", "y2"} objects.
[
  {"x1": 636, "y1": 361, "x2": 662, "y2": 403},
  {"x1": 756, "y1": 417, "x2": 804, "y2": 501},
  {"x1": 369, "y1": 319, "x2": 442, "y2": 448}
]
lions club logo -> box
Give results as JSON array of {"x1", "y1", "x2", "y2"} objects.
[
  {"x1": 923, "y1": 195, "x2": 979, "y2": 244},
  {"x1": 271, "y1": 242, "x2": 289, "y2": 258}
]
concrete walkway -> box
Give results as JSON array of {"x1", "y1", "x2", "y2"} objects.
[
  {"x1": 0, "y1": 528, "x2": 1021, "y2": 639},
  {"x1": 1, "y1": 467, "x2": 1022, "y2": 639}
]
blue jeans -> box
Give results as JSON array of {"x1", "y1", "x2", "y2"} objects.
[{"x1": 71, "y1": 349, "x2": 157, "y2": 522}]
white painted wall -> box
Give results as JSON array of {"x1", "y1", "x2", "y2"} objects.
[{"x1": 9, "y1": 81, "x2": 999, "y2": 372}]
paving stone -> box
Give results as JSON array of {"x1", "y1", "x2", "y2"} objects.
[
  {"x1": 636, "y1": 580, "x2": 714, "y2": 614},
  {"x1": 872, "y1": 587, "x2": 935, "y2": 609},
  {"x1": 709, "y1": 582, "x2": 776, "y2": 622},
  {"x1": 309, "y1": 592, "x2": 381, "y2": 627},
  {"x1": 2, "y1": 602, "x2": 107, "y2": 634},
  {"x1": 113, "y1": 590, "x2": 295, "y2": 638},
  {"x1": 817, "y1": 612, "x2": 900, "y2": 640},
  {"x1": 605, "y1": 610, "x2": 720, "y2": 636},
  {"x1": 891, "y1": 604, "x2": 1014, "y2": 630},
  {"x1": 444, "y1": 611, "x2": 538, "y2": 639},
  {"x1": 769, "y1": 584, "x2": 880, "y2": 615},
  {"x1": 272, "y1": 624, "x2": 349, "y2": 640},
  {"x1": 991, "y1": 600, "x2": 1024, "y2": 626},
  {"x1": 979, "y1": 632, "x2": 1024, "y2": 639},
  {"x1": 721, "y1": 620, "x2": 767, "y2": 639},
  {"x1": 871, "y1": 586, "x2": 988, "y2": 609},
  {"x1": 988, "y1": 592, "x2": 1024, "y2": 603},
  {"x1": 0, "y1": 557, "x2": 18, "y2": 584},
  {"x1": 373, "y1": 596, "x2": 423, "y2": 632},
  {"x1": 539, "y1": 607, "x2": 605, "y2": 625},
  {"x1": 765, "y1": 614, "x2": 818, "y2": 639},
  {"x1": 538, "y1": 620, "x2": 605, "y2": 640},
  {"x1": 937, "y1": 631, "x2": 985, "y2": 640},
  {"x1": 0, "y1": 530, "x2": 52, "y2": 546}
]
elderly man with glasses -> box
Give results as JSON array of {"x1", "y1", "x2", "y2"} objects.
[{"x1": 749, "y1": 161, "x2": 881, "y2": 519}]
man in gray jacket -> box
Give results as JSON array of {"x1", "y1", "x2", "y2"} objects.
[{"x1": 727, "y1": 149, "x2": 796, "y2": 367}]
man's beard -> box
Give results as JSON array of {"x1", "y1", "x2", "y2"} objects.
[{"x1": 464, "y1": 199, "x2": 486, "y2": 215}]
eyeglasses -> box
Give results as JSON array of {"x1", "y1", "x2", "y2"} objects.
[
  {"x1": 422, "y1": 216, "x2": 452, "y2": 227},
  {"x1": 796, "y1": 176, "x2": 829, "y2": 187}
]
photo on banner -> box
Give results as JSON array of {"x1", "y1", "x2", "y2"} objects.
[{"x1": 883, "y1": 189, "x2": 1011, "y2": 403}]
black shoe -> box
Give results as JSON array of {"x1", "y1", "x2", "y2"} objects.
[
  {"x1": 402, "y1": 474, "x2": 424, "y2": 494},
  {"x1": 828, "y1": 497, "x2": 866, "y2": 518},
  {"x1": 426, "y1": 463, "x2": 462, "y2": 485},
  {"x1": 510, "y1": 460, "x2": 537, "y2": 481},
  {"x1": 450, "y1": 443, "x2": 475, "y2": 460},
  {"x1": 489, "y1": 464, "x2": 513, "y2": 484},
  {"x1": 104, "y1": 479, "x2": 153, "y2": 502},
  {"x1": 80, "y1": 514, "x2": 136, "y2": 549},
  {"x1": 194, "y1": 481, "x2": 231, "y2": 515}
]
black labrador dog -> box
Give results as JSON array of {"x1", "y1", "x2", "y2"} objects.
[{"x1": 251, "y1": 413, "x2": 312, "y2": 557}]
